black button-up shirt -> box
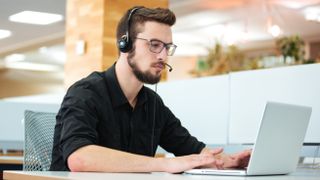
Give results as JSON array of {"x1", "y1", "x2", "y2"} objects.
[{"x1": 50, "y1": 64, "x2": 205, "y2": 171}]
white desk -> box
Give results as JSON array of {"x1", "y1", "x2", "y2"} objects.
[
  {"x1": 0, "y1": 156, "x2": 23, "y2": 165},
  {"x1": 3, "y1": 168, "x2": 320, "y2": 180}
]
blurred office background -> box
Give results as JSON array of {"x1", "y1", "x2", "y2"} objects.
[
  {"x1": 0, "y1": 0, "x2": 320, "y2": 98},
  {"x1": 0, "y1": 0, "x2": 319, "y2": 166}
]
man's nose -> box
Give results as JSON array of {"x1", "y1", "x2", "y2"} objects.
[{"x1": 156, "y1": 47, "x2": 168, "y2": 61}]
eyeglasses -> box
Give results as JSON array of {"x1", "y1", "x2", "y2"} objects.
[{"x1": 135, "y1": 37, "x2": 177, "y2": 56}]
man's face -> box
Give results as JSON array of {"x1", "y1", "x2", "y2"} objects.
[{"x1": 127, "y1": 21, "x2": 173, "y2": 84}]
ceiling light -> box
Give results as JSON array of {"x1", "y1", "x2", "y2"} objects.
[
  {"x1": 276, "y1": 1, "x2": 303, "y2": 9},
  {"x1": 9, "y1": 11, "x2": 63, "y2": 25},
  {"x1": 4, "y1": 54, "x2": 25, "y2": 63},
  {"x1": 304, "y1": 7, "x2": 320, "y2": 21},
  {"x1": 0, "y1": 29, "x2": 12, "y2": 39},
  {"x1": 305, "y1": 12, "x2": 318, "y2": 21},
  {"x1": 5, "y1": 62, "x2": 61, "y2": 72},
  {"x1": 268, "y1": 25, "x2": 281, "y2": 37}
]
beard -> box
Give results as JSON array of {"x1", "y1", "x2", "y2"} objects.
[{"x1": 127, "y1": 50, "x2": 161, "y2": 84}]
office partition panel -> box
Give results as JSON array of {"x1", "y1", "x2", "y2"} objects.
[
  {"x1": 0, "y1": 101, "x2": 60, "y2": 151},
  {"x1": 229, "y1": 64, "x2": 320, "y2": 144},
  {"x1": 157, "y1": 75, "x2": 229, "y2": 144}
]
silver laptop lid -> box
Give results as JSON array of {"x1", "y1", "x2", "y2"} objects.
[{"x1": 247, "y1": 102, "x2": 312, "y2": 175}]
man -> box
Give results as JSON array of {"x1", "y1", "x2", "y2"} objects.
[{"x1": 50, "y1": 6, "x2": 250, "y2": 173}]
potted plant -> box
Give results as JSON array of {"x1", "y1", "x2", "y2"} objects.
[{"x1": 275, "y1": 35, "x2": 305, "y2": 64}]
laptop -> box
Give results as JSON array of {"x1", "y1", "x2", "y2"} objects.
[{"x1": 185, "y1": 101, "x2": 312, "y2": 176}]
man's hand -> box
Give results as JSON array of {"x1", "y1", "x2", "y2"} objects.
[
  {"x1": 199, "y1": 147, "x2": 225, "y2": 169},
  {"x1": 224, "y1": 149, "x2": 251, "y2": 168},
  {"x1": 162, "y1": 148, "x2": 223, "y2": 173},
  {"x1": 200, "y1": 148, "x2": 251, "y2": 169}
]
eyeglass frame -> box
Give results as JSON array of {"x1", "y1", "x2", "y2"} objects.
[{"x1": 134, "y1": 37, "x2": 177, "y2": 56}]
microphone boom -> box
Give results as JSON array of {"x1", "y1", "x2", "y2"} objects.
[{"x1": 164, "y1": 63, "x2": 173, "y2": 72}]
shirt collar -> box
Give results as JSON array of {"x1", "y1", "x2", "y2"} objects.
[{"x1": 104, "y1": 63, "x2": 147, "y2": 108}]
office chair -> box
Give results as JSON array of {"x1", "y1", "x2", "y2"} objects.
[{"x1": 23, "y1": 110, "x2": 56, "y2": 171}]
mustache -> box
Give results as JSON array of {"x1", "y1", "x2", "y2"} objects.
[
  {"x1": 152, "y1": 62, "x2": 165, "y2": 66},
  {"x1": 152, "y1": 62, "x2": 172, "y2": 72}
]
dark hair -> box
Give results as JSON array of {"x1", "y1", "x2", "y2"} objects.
[{"x1": 116, "y1": 6, "x2": 176, "y2": 53}]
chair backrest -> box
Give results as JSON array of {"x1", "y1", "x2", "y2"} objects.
[{"x1": 23, "y1": 110, "x2": 56, "y2": 171}]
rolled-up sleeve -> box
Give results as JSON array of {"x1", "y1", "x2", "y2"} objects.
[{"x1": 58, "y1": 88, "x2": 100, "y2": 163}]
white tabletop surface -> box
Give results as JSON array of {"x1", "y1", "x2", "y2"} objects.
[{"x1": 3, "y1": 168, "x2": 320, "y2": 180}]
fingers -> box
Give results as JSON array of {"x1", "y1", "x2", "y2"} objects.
[
  {"x1": 190, "y1": 154, "x2": 217, "y2": 168},
  {"x1": 228, "y1": 149, "x2": 251, "y2": 168},
  {"x1": 196, "y1": 148, "x2": 251, "y2": 169},
  {"x1": 231, "y1": 149, "x2": 251, "y2": 159},
  {"x1": 239, "y1": 151, "x2": 251, "y2": 168},
  {"x1": 202, "y1": 148, "x2": 225, "y2": 169},
  {"x1": 165, "y1": 154, "x2": 216, "y2": 173},
  {"x1": 189, "y1": 153, "x2": 227, "y2": 170},
  {"x1": 166, "y1": 149, "x2": 251, "y2": 174},
  {"x1": 209, "y1": 147, "x2": 224, "y2": 155},
  {"x1": 240, "y1": 150, "x2": 251, "y2": 160},
  {"x1": 215, "y1": 159, "x2": 224, "y2": 169}
]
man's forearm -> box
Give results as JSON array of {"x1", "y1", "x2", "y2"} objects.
[
  {"x1": 67, "y1": 145, "x2": 165, "y2": 172},
  {"x1": 67, "y1": 145, "x2": 220, "y2": 173}
]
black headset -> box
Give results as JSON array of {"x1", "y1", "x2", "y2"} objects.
[{"x1": 118, "y1": 7, "x2": 141, "y2": 53}]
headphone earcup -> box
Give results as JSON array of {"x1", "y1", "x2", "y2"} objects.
[{"x1": 118, "y1": 35, "x2": 132, "y2": 53}]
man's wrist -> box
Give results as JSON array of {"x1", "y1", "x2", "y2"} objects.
[{"x1": 150, "y1": 157, "x2": 167, "y2": 172}]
